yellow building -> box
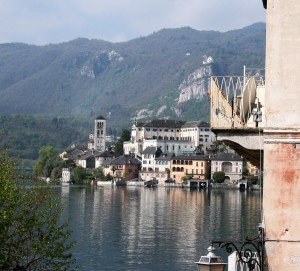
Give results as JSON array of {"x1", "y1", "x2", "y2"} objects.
[{"x1": 170, "y1": 155, "x2": 211, "y2": 184}]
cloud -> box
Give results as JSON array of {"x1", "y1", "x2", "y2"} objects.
[{"x1": 0, "y1": 0, "x2": 265, "y2": 45}]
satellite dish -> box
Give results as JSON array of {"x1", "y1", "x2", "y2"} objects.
[{"x1": 239, "y1": 77, "x2": 257, "y2": 123}]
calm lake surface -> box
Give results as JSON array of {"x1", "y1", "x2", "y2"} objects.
[{"x1": 57, "y1": 186, "x2": 262, "y2": 271}]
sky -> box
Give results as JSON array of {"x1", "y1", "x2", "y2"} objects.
[{"x1": 0, "y1": 0, "x2": 266, "y2": 45}]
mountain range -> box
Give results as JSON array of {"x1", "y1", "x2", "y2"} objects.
[{"x1": 0, "y1": 23, "x2": 266, "y2": 130}]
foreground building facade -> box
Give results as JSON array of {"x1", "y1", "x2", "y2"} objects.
[{"x1": 209, "y1": 1, "x2": 300, "y2": 269}]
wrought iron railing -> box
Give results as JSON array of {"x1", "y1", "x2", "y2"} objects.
[{"x1": 211, "y1": 225, "x2": 264, "y2": 271}]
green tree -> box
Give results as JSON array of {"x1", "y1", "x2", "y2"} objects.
[
  {"x1": 34, "y1": 146, "x2": 56, "y2": 177},
  {"x1": 71, "y1": 166, "x2": 88, "y2": 183},
  {"x1": 34, "y1": 146, "x2": 66, "y2": 182},
  {"x1": 0, "y1": 151, "x2": 78, "y2": 271},
  {"x1": 114, "y1": 129, "x2": 131, "y2": 156},
  {"x1": 212, "y1": 171, "x2": 226, "y2": 183},
  {"x1": 182, "y1": 175, "x2": 192, "y2": 184}
]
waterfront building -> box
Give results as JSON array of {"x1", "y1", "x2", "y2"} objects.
[
  {"x1": 103, "y1": 155, "x2": 141, "y2": 182},
  {"x1": 170, "y1": 155, "x2": 211, "y2": 184},
  {"x1": 139, "y1": 146, "x2": 173, "y2": 185},
  {"x1": 210, "y1": 153, "x2": 243, "y2": 183},
  {"x1": 61, "y1": 168, "x2": 71, "y2": 184}
]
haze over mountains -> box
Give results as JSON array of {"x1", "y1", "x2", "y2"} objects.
[{"x1": 0, "y1": 23, "x2": 266, "y2": 129}]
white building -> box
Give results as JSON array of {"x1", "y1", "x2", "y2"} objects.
[
  {"x1": 211, "y1": 153, "x2": 244, "y2": 183},
  {"x1": 139, "y1": 146, "x2": 173, "y2": 186},
  {"x1": 123, "y1": 119, "x2": 216, "y2": 158},
  {"x1": 62, "y1": 168, "x2": 71, "y2": 184}
]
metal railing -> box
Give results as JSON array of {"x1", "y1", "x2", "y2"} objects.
[
  {"x1": 210, "y1": 76, "x2": 265, "y2": 129},
  {"x1": 228, "y1": 251, "x2": 261, "y2": 271}
]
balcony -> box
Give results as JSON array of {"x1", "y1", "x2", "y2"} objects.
[{"x1": 209, "y1": 73, "x2": 265, "y2": 168}]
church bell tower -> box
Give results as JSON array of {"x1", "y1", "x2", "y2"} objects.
[{"x1": 94, "y1": 116, "x2": 106, "y2": 152}]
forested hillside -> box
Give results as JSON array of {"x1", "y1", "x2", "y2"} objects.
[
  {"x1": 0, "y1": 115, "x2": 91, "y2": 168},
  {"x1": 0, "y1": 23, "x2": 266, "y2": 127},
  {"x1": 0, "y1": 23, "x2": 266, "y2": 165}
]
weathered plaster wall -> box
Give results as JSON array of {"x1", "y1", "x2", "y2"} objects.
[
  {"x1": 265, "y1": 0, "x2": 300, "y2": 128},
  {"x1": 264, "y1": 0, "x2": 300, "y2": 269}
]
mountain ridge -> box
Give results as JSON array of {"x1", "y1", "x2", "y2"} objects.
[{"x1": 0, "y1": 22, "x2": 266, "y2": 129}]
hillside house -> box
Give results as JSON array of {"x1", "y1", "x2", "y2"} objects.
[
  {"x1": 95, "y1": 150, "x2": 114, "y2": 168},
  {"x1": 123, "y1": 119, "x2": 216, "y2": 158}
]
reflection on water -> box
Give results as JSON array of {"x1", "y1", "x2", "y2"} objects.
[{"x1": 56, "y1": 186, "x2": 261, "y2": 271}]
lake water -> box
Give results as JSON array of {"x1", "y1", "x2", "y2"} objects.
[{"x1": 57, "y1": 186, "x2": 262, "y2": 271}]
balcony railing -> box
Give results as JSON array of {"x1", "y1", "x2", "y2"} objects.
[{"x1": 210, "y1": 76, "x2": 265, "y2": 130}]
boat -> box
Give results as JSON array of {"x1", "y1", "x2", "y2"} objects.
[
  {"x1": 144, "y1": 178, "x2": 158, "y2": 187},
  {"x1": 114, "y1": 177, "x2": 127, "y2": 186}
]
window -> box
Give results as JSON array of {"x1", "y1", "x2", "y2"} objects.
[{"x1": 196, "y1": 162, "x2": 198, "y2": 167}]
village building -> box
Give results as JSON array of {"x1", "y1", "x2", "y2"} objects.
[
  {"x1": 95, "y1": 150, "x2": 115, "y2": 168},
  {"x1": 210, "y1": 153, "x2": 244, "y2": 183},
  {"x1": 170, "y1": 155, "x2": 211, "y2": 184},
  {"x1": 103, "y1": 155, "x2": 141, "y2": 182},
  {"x1": 61, "y1": 168, "x2": 71, "y2": 184},
  {"x1": 139, "y1": 146, "x2": 174, "y2": 186},
  {"x1": 123, "y1": 119, "x2": 216, "y2": 158}
]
